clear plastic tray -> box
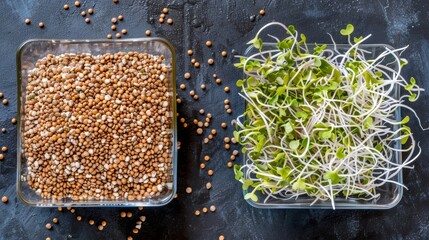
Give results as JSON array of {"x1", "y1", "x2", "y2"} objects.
[
  {"x1": 242, "y1": 43, "x2": 402, "y2": 209},
  {"x1": 16, "y1": 38, "x2": 177, "y2": 207}
]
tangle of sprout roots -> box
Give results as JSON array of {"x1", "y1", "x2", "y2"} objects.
[{"x1": 233, "y1": 22, "x2": 424, "y2": 209}]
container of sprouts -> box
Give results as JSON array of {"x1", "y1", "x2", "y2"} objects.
[
  {"x1": 16, "y1": 38, "x2": 177, "y2": 207},
  {"x1": 233, "y1": 23, "x2": 423, "y2": 209}
]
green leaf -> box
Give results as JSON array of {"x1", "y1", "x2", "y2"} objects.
[
  {"x1": 409, "y1": 93, "x2": 417, "y2": 102},
  {"x1": 288, "y1": 25, "x2": 296, "y2": 34},
  {"x1": 233, "y1": 131, "x2": 240, "y2": 142},
  {"x1": 296, "y1": 111, "x2": 308, "y2": 119},
  {"x1": 400, "y1": 116, "x2": 410, "y2": 124},
  {"x1": 353, "y1": 36, "x2": 363, "y2": 43},
  {"x1": 323, "y1": 171, "x2": 341, "y2": 184},
  {"x1": 300, "y1": 33, "x2": 307, "y2": 43},
  {"x1": 336, "y1": 147, "x2": 346, "y2": 159},
  {"x1": 244, "y1": 192, "x2": 258, "y2": 202},
  {"x1": 314, "y1": 58, "x2": 321, "y2": 67},
  {"x1": 289, "y1": 140, "x2": 300, "y2": 150},
  {"x1": 284, "y1": 122, "x2": 294, "y2": 134},
  {"x1": 236, "y1": 79, "x2": 244, "y2": 87},
  {"x1": 234, "y1": 165, "x2": 243, "y2": 180},
  {"x1": 340, "y1": 24, "x2": 354, "y2": 36},
  {"x1": 247, "y1": 37, "x2": 263, "y2": 50},
  {"x1": 410, "y1": 77, "x2": 416, "y2": 85},
  {"x1": 248, "y1": 77, "x2": 258, "y2": 86},
  {"x1": 292, "y1": 178, "x2": 306, "y2": 191},
  {"x1": 319, "y1": 130, "x2": 332, "y2": 139},
  {"x1": 242, "y1": 179, "x2": 254, "y2": 190},
  {"x1": 277, "y1": 167, "x2": 291, "y2": 180}
]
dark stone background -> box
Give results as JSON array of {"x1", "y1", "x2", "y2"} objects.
[{"x1": 1, "y1": 0, "x2": 429, "y2": 239}]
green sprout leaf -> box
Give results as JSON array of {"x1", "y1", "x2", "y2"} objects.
[
  {"x1": 247, "y1": 37, "x2": 263, "y2": 50},
  {"x1": 289, "y1": 140, "x2": 300, "y2": 150},
  {"x1": 292, "y1": 178, "x2": 306, "y2": 191},
  {"x1": 244, "y1": 192, "x2": 259, "y2": 202},
  {"x1": 340, "y1": 24, "x2": 354, "y2": 36},
  {"x1": 323, "y1": 171, "x2": 341, "y2": 184}
]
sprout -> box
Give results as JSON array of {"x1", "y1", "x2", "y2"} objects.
[{"x1": 233, "y1": 22, "x2": 425, "y2": 209}]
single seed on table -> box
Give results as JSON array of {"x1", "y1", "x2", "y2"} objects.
[
  {"x1": 1, "y1": 128, "x2": 5, "y2": 133},
  {"x1": 120, "y1": 212, "x2": 126, "y2": 218},
  {"x1": 224, "y1": 99, "x2": 230, "y2": 105},
  {"x1": 208, "y1": 59, "x2": 214, "y2": 65},
  {"x1": 211, "y1": 129, "x2": 217, "y2": 135},
  {"x1": 227, "y1": 162, "x2": 233, "y2": 168},
  {"x1": 189, "y1": 90, "x2": 195, "y2": 96},
  {"x1": 219, "y1": 235, "x2": 225, "y2": 240},
  {"x1": 180, "y1": 84, "x2": 186, "y2": 90},
  {"x1": 202, "y1": 207, "x2": 208, "y2": 213},
  {"x1": 205, "y1": 117, "x2": 210, "y2": 123},
  {"x1": 187, "y1": 50, "x2": 193, "y2": 55},
  {"x1": 46, "y1": 223, "x2": 52, "y2": 230},
  {"x1": 204, "y1": 138, "x2": 209, "y2": 143},
  {"x1": 0, "y1": 92, "x2": 3, "y2": 98},
  {"x1": 122, "y1": 29, "x2": 127, "y2": 34},
  {"x1": 107, "y1": 34, "x2": 112, "y2": 39},
  {"x1": 196, "y1": 128, "x2": 203, "y2": 135},
  {"x1": 81, "y1": 11, "x2": 86, "y2": 16},
  {"x1": 25, "y1": 18, "x2": 31, "y2": 25},
  {"x1": 197, "y1": 121, "x2": 203, "y2": 127},
  {"x1": 230, "y1": 155, "x2": 236, "y2": 161},
  {"x1": 183, "y1": 123, "x2": 188, "y2": 128},
  {"x1": 101, "y1": 220, "x2": 107, "y2": 226},
  {"x1": 64, "y1": 4, "x2": 69, "y2": 10},
  {"x1": 116, "y1": 33, "x2": 121, "y2": 38},
  {"x1": 2, "y1": 147, "x2": 7, "y2": 152},
  {"x1": 127, "y1": 212, "x2": 132, "y2": 218},
  {"x1": 52, "y1": 218, "x2": 59, "y2": 224},
  {"x1": 206, "y1": 182, "x2": 212, "y2": 190},
  {"x1": 46, "y1": 238, "x2": 51, "y2": 240},
  {"x1": 89, "y1": 219, "x2": 95, "y2": 225},
  {"x1": 193, "y1": 95, "x2": 199, "y2": 100},
  {"x1": 118, "y1": 15, "x2": 124, "y2": 20},
  {"x1": 128, "y1": 237, "x2": 133, "y2": 240},
  {"x1": 1, "y1": 196, "x2": 7, "y2": 203},
  {"x1": 2, "y1": 99, "x2": 8, "y2": 105},
  {"x1": 159, "y1": 18, "x2": 164, "y2": 23},
  {"x1": 112, "y1": 17, "x2": 117, "y2": 23},
  {"x1": 111, "y1": 25, "x2": 117, "y2": 30},
  {"x1": 216, "y1": 78, "x2": 222, "y2": 84},
  {"x1": 260, "y1": 9, "x2": 265, "y2": 15},
  {"x1": 194, "y1": 210, "x2": 201, "y2": 216},
  {"x1": 225, "y1": 144, "x2": 230, "y2": 150},
  {"x1": 138, "y1": 207, "x2": 144, "y2": 211},
  {"x1": 186, "y1": 187, "x2": 192, "y2": 194},
  {"x1": 85, "y1": 18, "x2": 90, "y2": 23},
  {"x1": 201, "y1": 84, "x2": 206, "y2": 90},
  {"x1": 133, "y1": 228, "x2": 139, "y2": 234},
  {"x1": 194, "y1": 62, "x2": 200, "y2": 68},
  {"x1": 208, "y1": 170, "x2": 214, "y2": 176},
  {"x1": 207, "y1": 113, "x2": 212, "y2": 118},
  {"x1": 176, "y1": 98, "x2": 182, "y2": 104},
  {"x1": 57, "y1": 207, "x2": 62, "y2": 212},
  {"x1": 191, "y1": 58, "x2": 196, "y2": 64},
  {"x1": 38, "y1": 22, "x2": 44, "y2": 28},
  {"x1": 224, "y1": 86, "x2": 230, "y2": 92},
  {"x1": 225, "y1": 105, "x2": 230, "y2": 110},
  {"x1": 162, "y1": 8, "x2": 169, "y2": 14},
  {"x1": 200, "y1": 163, "x2": 206, "y2": 169},
  {"x1": 231, "y1": 137, "x2": 237, "y2": 144},
  {"x1": 160, "y1": 13, "x2": 166, "y2": 18},
  {"x1": 88, "y1": 8, "x2": 93, "y2": 14},
  {"x1": 204, "y1": 155, "x2": 210, "y2": 161},
  {"x1": 75, "y1": 1, "x2": 80, "y2": 7},
  {"x1": 233, "y1": 150, "x2": 239, "y2": 156},
  {"x1": 206, "y1": 41, "x2": 212, "y2": 47},
  {"x1": 167, "y1": 18, "x2": 173, "y2": 25},
  {"x1": 227, "y1": 109, "x2": 232, "y2": 114},
  {"x1": 98, "y1": 225, "x2": 104, "y2": 231},
  {"x1": 208, "y1": 134, "x2": 213, "y2": 140},
  {"x1": 70, "y1": 209, "x2": 75, "y2": 213},
  {"x1": 210, "y1": 205, "x2": 216, "y2": 212},
  {"x1": 221, "y1": 51, "x2": 227, "y2": 57},
  {"x1": 180, "y1": 118, "x2": 185, "y2": 123},
  {"x1": 0, "y1": 154, "x2": 4, "y2": 161},
  {"x1": 224, "y1": 137, "x2": 230, "y2": 143},
  {"x1": 193, "y1": 119, "x2": 198, "y2": 125},
  {"x1": 213, "y1": 73, "x2": 217, "y2": 78},
  {"x1": 199, "y1": 109, "x2": 205, "y2": 115},
  {"x1": 145, "y1": 30, "x2": 151, "y2": 36},
  {"x1": 184, "y1": 72, "x2": 191, "y2": 79},
  {"x1": 77, "y1": 216, "x2": 82, "y2": 221}
]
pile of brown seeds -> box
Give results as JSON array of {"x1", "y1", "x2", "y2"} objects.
[{"x1": 24, "y1": 51, "x2": 173, "y2": 200}]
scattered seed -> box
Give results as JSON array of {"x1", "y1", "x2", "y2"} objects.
[
  {"x1": 196, "y1": 128, "x2": 203, "y2": 135},
  {"x1": 200, "y1": 163, "x2": 206, "y2": 169},
  {"x1": 207, "y1": 113, "x2": 212, "y2": 118},
  {"x1": 101, "y1": 220, "x2": 107, "y2": 226},
  {"x1": 187, "y1": 50, "x2": 193, "y2": 55},
  {"x1": 197, "y1": 121, "x2": 204, "y2": 127},
  {"x1": 206, "y1": 41, "x2": 212, "y2": 47},
  {"x1": 0, "y1": 154, "x2": 3, "y2": 161},
  {"x1": 186, "y1": 187, "x2": 192, "y2": 194},
  {"x1": 81, "y1": 11, "x2": 86, "y2": 16},
  {"x1": 64, "y1": 4, "x2": 69, "y2": 10},
  {"x1": 160, "y1": 13, "x2": 166, "y2": 18},
  {"x1": 98, "y1": 225, "x2": 104, "y2": 231},
  {"x1": 167, "y1": 18, "x2": 173, "y2": 24},
  {"x1": 89, "y1": 219, "x2": 95, "y2": 225},
  {"x1": 115, "y1": 33, "x2": 121, "y2": 38},
  {"x1": 0, "y1": 92, "x2": 3, "y2": 98},
  {"x1": 183, "y1": 123, "x2": 188, "y2": 128},
  {"x1": 195, "y1": 210, "x2": 201, "y2": 216},
  {"x1": 77, "y1": 216, "x2": 82, "y2": 221},
  {"x1": 210, "y1": 205, "x2": 216, "y2": 212},
  {"x1": 57, "y1": 207, "x2": 62, "y2": 212},
  {"x1": 224, "y1": 137, "x2": 230, "y2": 143},
  {"x1": 227, "y1": 109, "x2": 232, "y2": 114},
  {"x1": 204, "y1": 138, "x2": 209, "y2": 143},
  {"x1": 85, "y1": 18, "x2": 90, "y2": 23},
  {"x1": 191, "y1": 58, "x2": 196, "y2": 64},
  {"x1": 122, "y1": 29, "x2": 127, "y2": 34},
  {"x1": 25, "y1": 19, "x2": 31, "y2": 25},
  {"x1": 211, "y1": 129, "x2": 217, "y2": 135},
  {"x1": 208, "y1": 59, "x2": 214, "y2": 65},
  {"x1": 52, "y1": 218, "x2": 59, "y2": 224},
  {"x1": 46, "y1": 238, "x2": 52, "y2": 240},
  {"x1": 162, "y1": 8, "x2": 169, "y2": 14},
  {"x1": 2, "y1": 147, "x2": 7, "y2": 152},
  {"x1": 145, "y1": 30, "x2": 151, "y2": 36},
  {"x1": 88, "y1": 8, "x2": 94, "y2": 14},
  {"x1": 70, "y1": 208, "x2": 75, "y2": 213},
  {"x1": 38, "y1": 22, "x2": 44, "y2": 28},
  {"x1": 159, "y1": 18, "x2": 164, "y2": 23},
  {"x1": 221, "y1": 122, "x2": 227, "y2": 129},
  {"x1": 45, "y1": 223, "x2": 52, "y2": 230},
  {"x1": 180, "y1": 118, "x2": 185, "y2": 123},
  {"x1": 225, "y1": 144, "x2": 231, "y2": 150},
  {"x1": 221, "y1": 51, "x2": 227, "y2": 57},
  {"x1": 176, "y1": 98, "x2": 182, "y2": 104},
  {"x1": 2, "y1": 99, "x2": 8, "y2": 105},
  {"x1": 194, "y1": 62, "x2": 200, "y2": 68},
  {"x1": 230, "y1": 155, "x2": 236, "y2": 161},
  {"x1": 107, "y1": 34, "x2": 112, "y2": 39},
  {"x1": 184, "y1": 72, "x2": 191, "y2": 79},
  {"x1": 216, "y1": 78, "x2": 222, "y2": 84},
  {"x1": 201, "y1": 84, "x2": 206, "y2": 90},
  {"x1": 1, "y1": 128, "x2": 5, "y2": 133},
  {"x1": 138, "y1": 207, "x2": 144, "y2": 211},
  {"x1": 193, "y1": 119, "x2": 198, "y2": 125},
  {"x1": 227, "y1": 162, "x2": 233, "y2": 168},
  {"x1": 224, "y1": 86, "x2": 230, "y2": 92},
  {"x1": 208, "y1": 170, "x2": 214, "y2": 176},
  {"x1": 111, "y1": 25, "x2": 117, "y2": 30},
  {"x1": 233, "y1": 150, "x2": 239, "y2": 156},
  {"x1": 202, "y1": 207, "x2": 208, "y2": 213},
  {"x1": 204, "y1": 155, "x2": 210, "y2": 161},
  {"x1": 179, "y1": 84, "x2": 186, "y2": 90},
  {"x1": 206, "y1": 182, "x2": 212, "y2": 190},
  {"x1": 208, "y1": 134, "x2": 213, "y2": 140},
  {"x1": 219, "y1": 235, "x2": 225, "y2": 240},
  {"x1": 132, "y1": 228, "x2": 139, "y2": 234},
  {"x1": 189, "y1": 90, "x2": 195, "y2": 96},
  {"x1": 260, "y1": 9, "x2": 265, "y2": 15},
  {"x1": 1, "y1": 196, "x2": 7, "y2": 203},
  {"x1": 193, "y1": 95, "x2": 199, "y2": 100},
  {"x1": 75, "y1": 1, "x2": 80, "y2": 7},
  {"x1": 199, "y1": 109, "x2": 205, "y2": 115},
  {"x1": 120, "y1": 212, "x2": 126, "y2": 218},
  {"x1": 224, "y1": 99, "x2": 230, "y2": 105},
  {"x1": 127, "y1": 212, "x2": 132, "y2": 218},
  {"x1": 127, "y1": 237, "x2": 133, "y2": 240}
]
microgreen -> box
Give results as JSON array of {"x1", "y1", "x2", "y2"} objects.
[{"x1": 234, "y1": 22, "x2": 425, "y2": 209}]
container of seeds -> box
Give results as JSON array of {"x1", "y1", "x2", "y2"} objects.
[{"x1": 16, "y1": 38, "x2": 177, "y2": 207}]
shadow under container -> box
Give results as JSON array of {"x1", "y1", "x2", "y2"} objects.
[{"x1": 16, "y1": 38, "x2": 177, "y2": 207}]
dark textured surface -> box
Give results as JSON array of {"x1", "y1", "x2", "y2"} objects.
[{"x1": 1, "y1": 0, "x2": 429, "y2": 239}]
